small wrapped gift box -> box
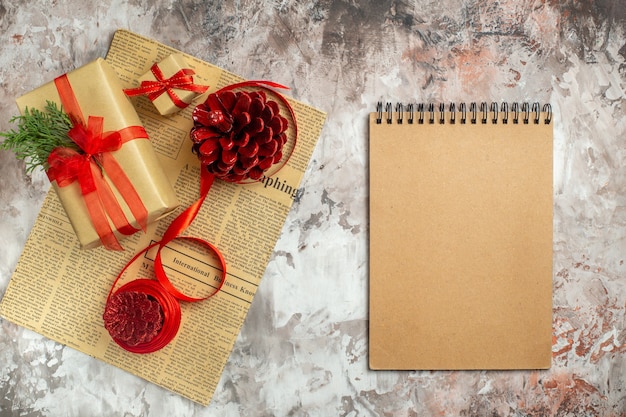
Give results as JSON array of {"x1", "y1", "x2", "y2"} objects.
[
  {"x1": 16, "y1": 58, "x2": 179, "y2": 250},
  {"x1": 124, "y1": 53, "x2": 209, "y2": 115}
]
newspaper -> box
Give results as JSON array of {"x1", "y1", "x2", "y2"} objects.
[{"x1": 0, "y1": 29, "x2": 326, "y2": 405}]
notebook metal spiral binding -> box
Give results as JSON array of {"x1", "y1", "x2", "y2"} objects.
[{"x1": 376, "y1": 101, "x2": 552, "y2": 125}]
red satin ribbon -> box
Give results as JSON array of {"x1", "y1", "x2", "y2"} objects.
[
  {"x1": 153, "y1": 169, "x2": 224, "y2": 301},
  {"x1": 48, "y1": 74, "x2": 150, "y2": 250},
  {"x1": 145, "y1": 80, "x2": 296, "y2": 302},
  {"x1": 124, "y1": 63, "x2": 209, "y2": 109},
  {"x1": 106, "y1": 80, "x2": 296, "y2": 353},
  {"x1": 106, "y1": 168, "x2": 226, "y2": 353}
]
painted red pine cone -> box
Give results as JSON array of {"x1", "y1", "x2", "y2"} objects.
[
  {"x1": 190, "y1": 89, "x2": 289, "y2": 182},
  {"x1": 103, "y1": 291, "x2": 163, "y2": 346}
]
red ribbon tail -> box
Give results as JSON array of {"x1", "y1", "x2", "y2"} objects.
[
  {"x1": 123, "y1": 87, "x2": 141, "y2": 96},
  {"x1": 125, "y1": 79, "x2": 169, "y2": 98},
  {"x1": 83, "y1": 164, "x2": 124, "y2": 251},
  {"x1": 92, "y1": 162, "x2": 141, "y2": 237},
  {"x1": 172, "y1": 78, "x2": 210, "y2": 95},
  {"x1": 153, "y1": 168, "x2": 216, "y2": 301},
  {"x1": 100, "y1": 153, "x2": 149, "y2": 232},
  {"x1": 163, "y1": 169, "x2": 214, "y2": 243}
]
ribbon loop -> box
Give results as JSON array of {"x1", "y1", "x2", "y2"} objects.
[
  {"x1": 105, "y1": 169, "x2": 225, "y2": 352},
  {"x1": 66, "y1": 115, "x2": 123, "y2": 157}
]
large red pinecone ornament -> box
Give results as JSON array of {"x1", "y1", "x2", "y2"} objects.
[
  {"x1": 103, "y1": 291, "x2": 164, "y2": 346},
  {"x1": 190, "y1": 88, "x2": 289, "y2": 182}
]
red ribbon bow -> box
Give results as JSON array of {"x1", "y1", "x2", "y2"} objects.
[
  {"x1": 48, "y1": 74, "x2": 150, "y2": 250},
  {"x1": 47, "y1": 116, "x2": 121, "y2": 189},
  {"x1": 124, "y1": 63, "x2": 209, "y2": 109}
]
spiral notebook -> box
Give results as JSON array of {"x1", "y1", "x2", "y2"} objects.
[{"x1": 369, "y1": 102, "x2": 553, "y2": 370}]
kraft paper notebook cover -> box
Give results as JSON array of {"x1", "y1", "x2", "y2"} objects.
[{"x1": 368, "y1": 102, "x2": 553, "y2": 370}]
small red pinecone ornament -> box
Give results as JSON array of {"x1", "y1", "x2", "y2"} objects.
[
  {"x1": 190, "y1": 88, "x2": 289, "y2": 182},
  {"x1": 103, "y1": 291, "x2": 163, "y2": 346}
]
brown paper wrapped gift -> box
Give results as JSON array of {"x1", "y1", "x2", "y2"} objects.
[
  {"x1": 16, "y1": 58, "x2": 179, "y2": 249},
  {"x1": 126, "y1": 53, "x2": 209, "y2": 115}
]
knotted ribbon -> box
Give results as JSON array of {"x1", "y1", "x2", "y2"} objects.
[
  {"x1": 123, "y1": 63, "x2": 209, "y2": 109},
  {"x1": 47, "y1": 74, "x2": 150, "y2": 250}
]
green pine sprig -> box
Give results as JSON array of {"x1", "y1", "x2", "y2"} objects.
[{"x1": 0, "y1": 101, "x2": 77, "y2": 174}]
